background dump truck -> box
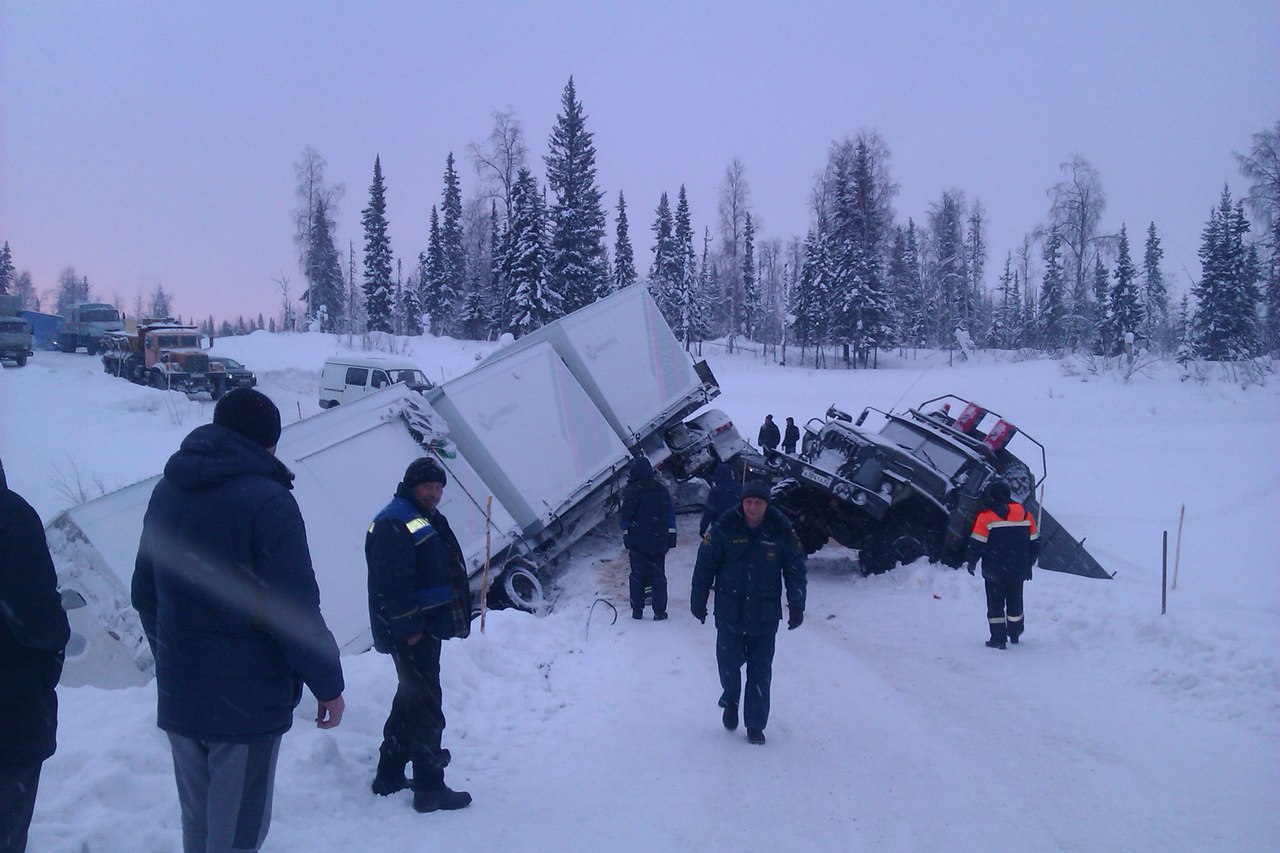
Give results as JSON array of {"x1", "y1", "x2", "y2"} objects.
[
  {"x1": 48, "y1": 285, "x2": 752, "y2": 688},
  {"x1": 100, "y1": 319, "x2": 211, "y2": 394},
  {"x1": 0, "y1": 295, "x2": 35, "y2": 366},
  {"x1": 762, "y1": 395, "x2": 1109, "y2": 580},
  {"x1": 56, "y1": 302, "x2": 124, "y2": 354}
]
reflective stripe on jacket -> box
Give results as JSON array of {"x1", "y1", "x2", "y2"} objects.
[{"x1": 967, "y1": 501, "x2": 1040, "y2": 582}]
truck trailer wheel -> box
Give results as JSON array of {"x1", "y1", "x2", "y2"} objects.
[
  {"x1": 15, "y1": 355, "x2": 27, "y2": 367},
  {"x1": 496, "y1": 561, "x2": 546, "y2": 614}
]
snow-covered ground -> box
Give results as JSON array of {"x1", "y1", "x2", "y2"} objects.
[{"x1": 1, "y1": 334, "x2": 1277, "y2": 852}]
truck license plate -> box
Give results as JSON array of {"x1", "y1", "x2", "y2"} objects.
[{"x1": 800, "y1": 467, "x2": 833, "y2": 488}]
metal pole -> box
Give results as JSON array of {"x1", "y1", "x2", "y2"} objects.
[
  {"x1": 480, "y1": 496, "x2": 492, "y2": 633},
  {"x1": 1161, "y1": 530, "x2": 1168, "y2": 615}
]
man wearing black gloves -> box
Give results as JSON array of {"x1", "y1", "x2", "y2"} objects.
[
  {"x1": 133, "y1": 389, "x2": 345, "y2": 853},
  {"x1": 690, "y1": 479, "x2": 806, "y2": 745},
  {"x1": 367, "y1": 456, "x2": 473, "y2": 812},
  {"x1": 1, "y1": 459, "x2": 71, "y2": 852},
  {"x1": 966, "y1": 479, "x2": 1039, "y2": 649}
]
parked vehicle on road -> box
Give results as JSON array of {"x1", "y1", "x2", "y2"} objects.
[
  {"x1": 0, "y1": 314, "x2": 34, "y2": 366},
  {"x1": 318, "y1": 355, "x2": 432, "y2": 408},
  {"x1": 57, "y1": 302, "x2": 124, "y2": 354},
  {"x1": 101, "y1": 319, "x2": 211, "y2": 394},
  {"x1": 207, "y1": 355, "x2": 257, "y2": 399}
]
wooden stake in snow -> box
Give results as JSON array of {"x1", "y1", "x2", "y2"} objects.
[
  {"x1": 1171, "y1": 504, "x2": 1185, "y2": 590},
  {"x1": 479, "y1": 495, "x2": 492, "y2": 634}
]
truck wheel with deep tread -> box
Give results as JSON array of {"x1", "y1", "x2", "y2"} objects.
[{"x1": 15, "y1": 355, "x2": 27, "y2": 367}]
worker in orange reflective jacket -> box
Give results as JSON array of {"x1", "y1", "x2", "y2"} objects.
[{"x1": 966, "y1": 480, "x2": 1039, "y2": 649}]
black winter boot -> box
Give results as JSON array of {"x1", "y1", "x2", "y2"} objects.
[
  {"x1": 371, "y1": 755, "x2": 409, "y2": 796},
  {"x1": 747, "y1": 728, "x2": 766, "y2": 745},
  {"x1": 412, "y1": 768, "x2": 472, "y2": 813},
  {"x1": 721, "y1": 702, "x2": 739, "y2": 731}
]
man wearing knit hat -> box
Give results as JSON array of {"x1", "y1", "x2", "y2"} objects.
[
  {"x1": 132, "y1": 388, "x2": 345, "y2": 852},
  {"x1": 966, "y1": 479, "x2": 1040, "y2": 649},
  {"x1": 366, "y1": 455, "x2": 473, "y2": 812},
  {"x1": 691, "y1": 477, "x2": 806, "y2": 746}
]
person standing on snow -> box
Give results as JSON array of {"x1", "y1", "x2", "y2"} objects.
[
  {"x1": 781, "y1": 417, "x2": 800, "y2": 455},
  {"x1": 366, "y1": 456, "x2": 473, "y2": 812},
  {"x1": 757, "y1": 414, "x2": 781, "y2": 452},
  {"x1": 699, "y1": 463, "x2": 742, "y2": 538},
  {"x1": 619, "y1": 456, "x2": 677, "y2": 620},
  {"x1": 0, "y1": 459, "x2": 71, "y2": 853},
  {"x1": 966, "y1": 479, "x2": 1039, "y2": 649},
  {"x1": 132, "y1": 389, "x2": 345, "y2": 853},
  {"x1": 690, "y1": 479, "x2": 806, "y2": 745}
]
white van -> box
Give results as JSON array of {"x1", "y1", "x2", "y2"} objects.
[{"x1": 319, "y1": 355, "x2": 433, "y2": 408}]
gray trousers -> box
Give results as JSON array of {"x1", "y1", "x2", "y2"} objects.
[{"x1": 167, "y1": 733, "x2": 282, "y2": 853}]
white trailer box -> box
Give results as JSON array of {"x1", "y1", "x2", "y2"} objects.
[
  {"x1": 426, "y1": 339, "x2": 631, "y2": 534},
  {"x1": 484, "y1": 286, "x2": 711, "y2": 463}
]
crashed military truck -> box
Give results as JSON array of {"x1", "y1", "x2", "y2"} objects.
[
  {"x1": 48, "y1": 285, "x2": 751, "y2": 688},
  {"x1": 760, "y1": 395, "x2": 1110, "y2": 580}
]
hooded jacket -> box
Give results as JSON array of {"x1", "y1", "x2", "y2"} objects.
[
  {"x1": 619, "y1": 457, "x2": 676, "y2": 554},
  {"x1": 691, "y1": 503, "x2": 807, "y2": 634},
  {"x1": 700, "y1": 463, "x2": 742, "y2": 537},
  {"x1": 0, "y1": 463, "x2": 70, "y2": 767},
  {"x1": 132, "y1": 423, "x2": 344, "y2": 742},
  {"x1": 966, "y1": 497, "x2": 1040, "y2": 582}
]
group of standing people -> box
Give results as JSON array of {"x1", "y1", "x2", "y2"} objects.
[
  {"x1": 757, "y1": 414, "x2": 800, "y2": 455},
  {"x1": 3, "y1": 392, "x2": 1039, "y2": 850}
]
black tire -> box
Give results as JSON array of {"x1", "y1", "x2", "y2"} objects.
[
  {"x1": 15, "y1": 355, "x2": 27, "y2": 367},
  {"x1": 796, "y1": 523, "x2": 828, "y2": 556},
  {"x1": 859, "y1": 522, "x2": 931, "y2": 576}
]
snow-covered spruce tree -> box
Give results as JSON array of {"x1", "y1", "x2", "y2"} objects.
[
  {"x1": 1103, "y1": 224, "x2": 1142, "y2": 356},
  {"x1": 831, "y1": 140, "x2": 891, "y2": 366},
  {"x1": 648, "y1": 191, "x2": 679, "y2": 323},
  {"x1": 0, "y1": 241, "x2": 13, "y2": 294},
  {"x1": 1039, "y1": 231, "x2": 1068, "y2": 351},
  {"x1": 545, "y1": 77, "x2": 609, "y2": 313},
  {"x1": 888, "y1": 220, "x2": 925, "y2": 349},
  {"x1": 792, "y1": 229, "x2": 831, "y2": 364},
  {"x1": 989, "y1": 252, "x2": 1013, "y2": 348},
  {"x1": 924, "y1": 190, "x2": 966, "y2": 348},
  {"x1": 505, "y1": 168, "x2": 559, "y2": 336},
  {"x1": 612, "y1": 190, "x2": 637, "y2": 293},
  {"x1": 962, "y1": 206, "x2": 987, "y2": 338},
  {"x1": 303, "y1": 196, "x2": 345, "y2": 332},
  {"x1": 421, "y1": 206, "x2": 447, "y2": 334},
  {"x1": 1192, "y1": 188, "x2": 1262, "y2": 360},
  {"x1": 438, "y1": 153, "x2": 465, "y2": 336},
  {"x1": 400, "y1": 268, "x2": 423, "y2": 336},
  {"x1": 672, "y1": 186, "x2": 698, "y2": 346},
  {"x1": 688, "y1": 227, "x2": 717, "y2": 349},
  {"x1": 361, "y1": 156, "x2": 394, "y2": 333},
  {"x1": 741, "y1": 212, "x2": 759, "y2": 341},
  {"x1": 1089, "y1": 256, "x2": 1109, "y2": 354},
  {"x1": 1142, "y1": 222, "x2": 1170, "y2": 352}
]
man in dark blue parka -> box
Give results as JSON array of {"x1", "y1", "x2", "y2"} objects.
[
  {"x1": 691, "y1": 479, "x2": 806, "y2": 745},
  {"x1": 619, "y1": 456, "x2": 676, "y2": 620},
  {"x1": 699, "y1": 463, "x2": 742, "y2": 538},
  {"x1": 132, "y1": 389, "x2": 345, "y2": 853},
  {"x1": 0, "y1": 459, "x2": 70, "y2": 852}
]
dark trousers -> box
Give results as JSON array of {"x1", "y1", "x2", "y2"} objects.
[
  {"x1": 984, "y1": 576, "x2": 1025, "y2": 643},
  {"x1": 715, "y1": 627, "x2": 777, "y2": 731},
  {"x1": 167, "y1": 732, "x2": 282, "y2": 853},
  {"x1": 628, "y1": 549, "x2": 668, "y2": 615},
  {"x1": 382, "y1": 636, "x2": 450, "y2": 786},
  {"x1": 0, "y1": 762, "x2": 42, "y2": 852}
]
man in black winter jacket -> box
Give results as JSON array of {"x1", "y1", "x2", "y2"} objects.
[
  {"x1": 782, "y1": 417, "x2": 800, "y2": 454},
  {"x1": 132, "y1": 389, "x2": 345, "y2": 853},
  {"x1": 691, "y1": 479, "x2": 806, "y2": 745},
  {"x1": 757, "y1": 414, "x2": 781, "y2": 452},
  {"x1": 366, "y1": 456, "x2": 473, "y2": 813},
  {"x1": 966, "y1": 479, "x2": 1040, "y2": 649},
  {"x1": 619, "y1": 456, "x2": 676, "y2": 620},
  {"x1": 0, "y1": 459, "x2": 70, "y2": 853}
]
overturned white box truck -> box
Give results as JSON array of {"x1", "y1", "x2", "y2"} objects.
[{"x1": 48, "y1": 285, "x2": 747, "y2": 688}]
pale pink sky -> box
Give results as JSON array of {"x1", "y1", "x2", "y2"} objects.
[{"x1": 2, "y1": 0, "x2": 1276, "y2": 322}]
